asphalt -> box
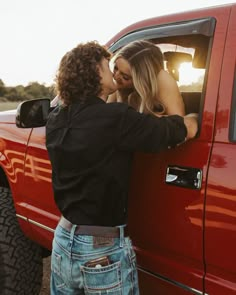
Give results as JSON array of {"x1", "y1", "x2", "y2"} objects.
[{"x1": 40, "y1": 257, "x2": 51, "y2": 295}]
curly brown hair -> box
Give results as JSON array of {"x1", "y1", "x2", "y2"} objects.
[{"x1": 55, "y1": 41, "x2": 111, "y2": 105}]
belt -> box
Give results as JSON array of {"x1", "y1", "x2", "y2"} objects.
[{"x1": 59, "y1": 216, "x2": 127, "y2": 238}]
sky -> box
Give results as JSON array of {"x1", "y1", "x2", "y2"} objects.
[{"x1": 0, "y1": 0, "x2": 233, "y2": 86}]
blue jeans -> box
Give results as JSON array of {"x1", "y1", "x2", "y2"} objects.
[{"x1": 50, "y1": 224, "x2": 139, "y2": 294}]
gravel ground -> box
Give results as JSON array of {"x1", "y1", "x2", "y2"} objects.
[{"x1": 40, "y1": 257, "x2": 51, "y2": 295}]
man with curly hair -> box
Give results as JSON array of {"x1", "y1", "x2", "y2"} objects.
[{"x1": 46, "y1": 41, "x2": 198, "y2": 294}]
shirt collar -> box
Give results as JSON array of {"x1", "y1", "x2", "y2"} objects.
[{"x1": 79, "y1": 96, "x2": 106, "y2": 105}]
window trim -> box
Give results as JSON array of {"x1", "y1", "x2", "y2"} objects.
[
  {"x1": 109, "y1": 17, "x2": 216, "y2": 52},
  {"x1": 229, "y1": 67, "x2": 236, "y2": 142}
]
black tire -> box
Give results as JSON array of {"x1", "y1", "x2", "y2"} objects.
[{"x1": 0, "y1": 187, "x2": 43, "y2": 295}]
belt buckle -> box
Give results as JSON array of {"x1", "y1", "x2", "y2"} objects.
[{"x1": 93, "y1": 236, "x2": 114, "y2": 248}]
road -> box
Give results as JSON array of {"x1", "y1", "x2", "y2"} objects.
[{"x1": 40, "y1": 257, "x2": 51, "y2": 295}]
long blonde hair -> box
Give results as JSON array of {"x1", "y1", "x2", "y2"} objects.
[{"x1": 114, "y1": 40, "x2": 165, "y2": 115}]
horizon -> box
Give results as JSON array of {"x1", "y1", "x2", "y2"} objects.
[{"x1": 0, "y1": 0, "x2": 232, "y2": 87}]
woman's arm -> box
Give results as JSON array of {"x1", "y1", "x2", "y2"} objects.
[{"x1": 157, "y1": 70, "x2": 185, "y2": 116}]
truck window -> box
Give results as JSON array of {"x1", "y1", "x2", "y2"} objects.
[
  {"x1": 109, "y1": 17, "x2": 215, "y2": 116},
  {"x1": 157, "y1": 43, "x2": 205, "y2": 114}
]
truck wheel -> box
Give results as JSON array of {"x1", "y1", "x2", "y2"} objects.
[{"x1": 0, "y1": 187, "x2": 43, "y2": 295}]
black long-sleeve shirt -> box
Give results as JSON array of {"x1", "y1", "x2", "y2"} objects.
[{"x1": 46, "y1": 96, "x2": 187, "y2": 226}]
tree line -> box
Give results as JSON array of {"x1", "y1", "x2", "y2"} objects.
[
  {"x1": 0, "y1": 77, "x2": 203, "y2": 103},
  {"x1": 0, "y1": 79, "x2": 55, "y2": 102}
]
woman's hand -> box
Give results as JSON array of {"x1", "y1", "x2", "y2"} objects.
[{"x1": 183, "y1": 113, "x2": 199, "y2": 140}]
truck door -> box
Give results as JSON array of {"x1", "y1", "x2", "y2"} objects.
[
  {"x1": 107, "y1": 6, "x2": 231, "y2": 295},
  {"x1": 204, "y1": 5, "x2": 236, "y2": 295},
  {"x1": 21, "y1": 109, "x2": 60, "y2": 250}
]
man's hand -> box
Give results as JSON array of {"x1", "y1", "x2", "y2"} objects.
[{"x1": 183, "y1": 113, "x2": 198, "y2": 140}]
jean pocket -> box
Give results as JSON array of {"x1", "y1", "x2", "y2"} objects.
[{"x1": 81, "y1": 261, "x2": 122, "y2": 294}]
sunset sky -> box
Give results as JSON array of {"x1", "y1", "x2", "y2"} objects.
[{"x1": 0, "y1": 0, "x2": 233, "y2": 86}]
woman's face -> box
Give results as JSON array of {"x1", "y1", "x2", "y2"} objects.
[{"x1": 113, "y1": 57, "x2": 133, "y2": 90}]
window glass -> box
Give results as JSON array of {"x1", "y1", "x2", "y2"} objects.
[
  {"x1": 157, "y1": 43, "x2": 205, "y2": 91},
  {"x1": 109, "y1": 19, "x2": 214, "y2": 115}
]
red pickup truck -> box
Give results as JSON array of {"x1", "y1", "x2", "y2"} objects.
[{"x1": 0, "y1": 3, "x2": 235, "y2": 294}]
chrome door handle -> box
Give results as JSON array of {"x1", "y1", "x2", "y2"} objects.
[{"x1": 166, "y1": 166, "x2": 202, "y2": 189}]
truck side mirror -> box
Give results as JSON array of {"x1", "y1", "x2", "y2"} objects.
[{"x1": 16, "y1": 98, "x2": 50, "y2": 128}]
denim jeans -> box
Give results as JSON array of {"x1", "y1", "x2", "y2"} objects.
[{"x1": 50, "y1": 224, "x2": 139, "y2": 294}]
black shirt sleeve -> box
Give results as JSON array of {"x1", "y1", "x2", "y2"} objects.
[{"x1": 117, "y1": 106, "x2": 187, "y2": 153}]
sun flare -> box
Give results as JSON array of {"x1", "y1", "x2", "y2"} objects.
[{"x1": 179, "y1": 62, "x2": 205, "y2": 85}]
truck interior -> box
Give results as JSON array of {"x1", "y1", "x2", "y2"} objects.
[{"x1": 109, "y1": 17, "x2": 215, "y2": 116}]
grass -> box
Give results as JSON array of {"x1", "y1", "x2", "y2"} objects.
[{"x1": 0, "y1": 102, "x2": 21, "y2": 111}]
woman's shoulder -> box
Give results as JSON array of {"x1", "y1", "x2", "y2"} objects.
[
  {"x1": 157, "y1": 69, "x2": 177, "y2": 86},
  {"x1": 156, "y1": 70, "x2": 185, "y2": 116}
]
